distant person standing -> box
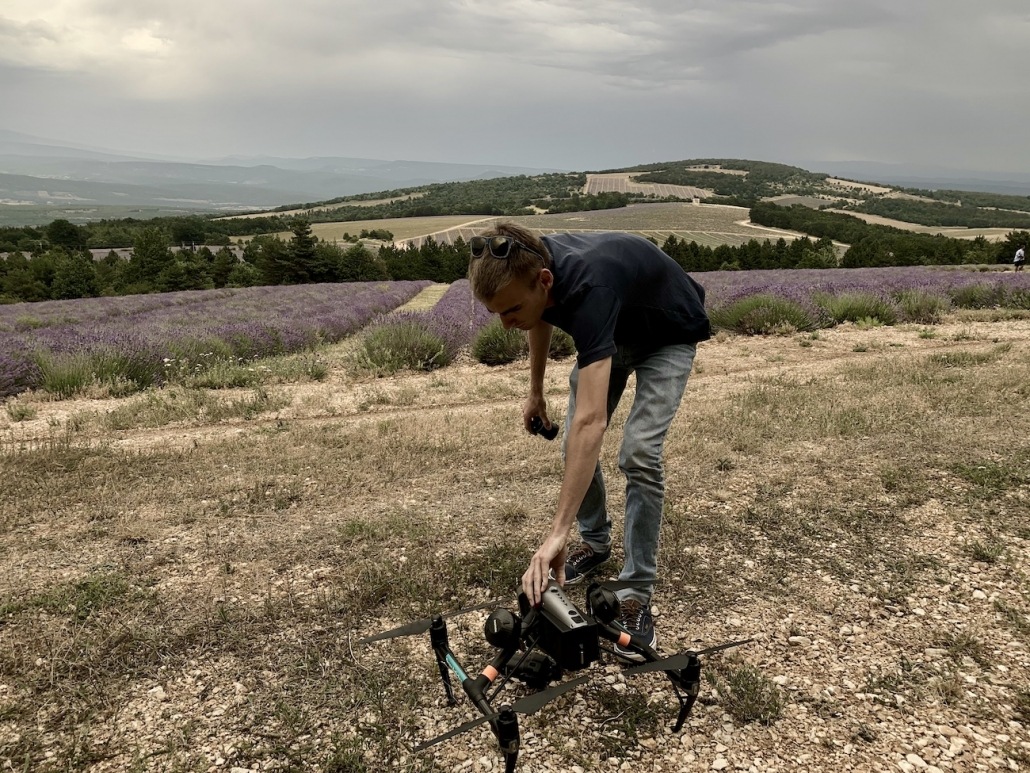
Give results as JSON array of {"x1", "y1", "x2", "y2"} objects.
[{"x1": 1015, "y1": 245, "x2": 1026, "y2": 272}]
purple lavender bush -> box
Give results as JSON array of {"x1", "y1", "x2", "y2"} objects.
[
  {"x1": 698, "y1": 267, "x2": 1030, "y2": 334},
  {"x1": 356, "y1": 280, "x2": 493, "y2": 372},
  {"x1": 1, "y1": 281, "x2": 431, "y2": 398}
]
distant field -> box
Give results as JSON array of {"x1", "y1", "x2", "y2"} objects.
[
  {"x1": 582, "y1": 173, "x2": 708, "y2": 199},
  {"x1": 763, "y1": 194, "x2": 836, "y2": 209},
  {"x1": 278, "y1": 215, "x2": 497, "y2": 243},
  {"x1": 826, "y1": 209, "x2": 1015, "y2": 242},
  {"x1": 392, "y1": 203, "x2": 815, "y2": 249},
  {"x1": 0, "y1": 203, "x2": 217, "y2": 228},
  {"x1": 224, "y1": 193, "x2": 427, "y2": 221},
  {"x1": 825, "y1": 177, "x2": 892, "y2": 194}
]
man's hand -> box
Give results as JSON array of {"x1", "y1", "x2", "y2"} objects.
[
  {"x1": 522, "y1": 534, "x2": 567, "y2": 606},
  {"x1": 522, "y1": 395, "x2": 551, "y2": 434}
]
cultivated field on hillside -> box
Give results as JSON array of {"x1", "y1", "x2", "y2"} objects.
[
  {"x1": 392, "y1": 204, "x2": 809, "y2": 250},
  {"x1": 1, "y1": 303, "x2": 1028, "y2": 771},
  {"x1": 296, "y1": 215, "x2": 497, "y2": 244},
  {"x1": 582, "y1": 173, "x2": 708, "y2": 199},
  {"x1": 825, "y1": 210, "x2": 1015, "y2": 242},
  {"x1": 227, "y1": 194, "x2": 428, "y2": 221}
]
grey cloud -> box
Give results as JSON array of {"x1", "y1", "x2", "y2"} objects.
[{"x1": 0, "y1": 0, "x2": 1027, "y2": 173}]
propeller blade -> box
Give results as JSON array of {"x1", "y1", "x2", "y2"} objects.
[
  {"x1": 358, "y1": 601, "x2": 501, "y2": 645},
  {"x1": 509, "y1": 674, "x2": 589, "y2": 715},
  {"x1": 695, "y1": 638, "x2": 753, "y2": 657},
  {"x1": 358, "y1": 618, "x2": 432, "y2": 644},
  {"x1": 414, "y1": 676, "x2": 589, "y2": 751},
  {"x1": 415, "y1": 715, "x2": 492, "y2": 751},
  {"x1": 595, "y1": 579, "x2": 654, "y2": 592},
  {"x1": 624, "y1": 639, "x2": 753, "y2": 675}
]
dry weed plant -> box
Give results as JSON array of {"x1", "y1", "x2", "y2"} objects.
[{"x1": 0, "y1": 317, "x2": 1028, "y2": 771}]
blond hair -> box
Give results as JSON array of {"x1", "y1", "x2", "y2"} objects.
[{"x1": 466, "y1": 222, "x2": 551, "y2": 302}]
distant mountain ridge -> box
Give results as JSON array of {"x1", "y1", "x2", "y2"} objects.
[
  {"x1": 4, "y1": 128, "x2": 1030, "y2": 227},
  {"x1": 0, "y1": 130, "x2": 560, "y2": 218}
]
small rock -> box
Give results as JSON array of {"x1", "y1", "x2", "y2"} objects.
[
  {"x1": 788, "y1": 636, "x2": 812, "y2": 647},
  {"x1": 711, "y1": 758, "x2": 729, "y2": 771},
  {"x1": 905, "y1": 753, "x2": 927, "y2": 768},
  {"x1": 972, "y1": 590, "x2": 987, "y2": 600}
]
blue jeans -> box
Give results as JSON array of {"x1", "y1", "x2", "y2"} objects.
[{"x1": 563, "y1": 344, "x2": 696, "y2": 603}]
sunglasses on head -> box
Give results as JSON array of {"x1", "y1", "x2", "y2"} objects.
[{"x1": 470, "y1": 235, "x2": 543, "y2": 261}]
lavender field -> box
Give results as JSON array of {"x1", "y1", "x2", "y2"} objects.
[
  {"x1": 3, "y1": 267, "x2": 1030, "y2": 400},
  {"x1": 696, "y1": 266, "x2": 1030, "y2": 308},
  {"x1": 0, "y1": 281, "x2": 431, "y2": 398},
  {"x1": 697, "y1": 266, "x2": 1030, "y2": 332}
]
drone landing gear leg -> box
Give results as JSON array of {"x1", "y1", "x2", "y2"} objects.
[
  {"x1": 670, "y1": 654, "x2": 702, "y2": 733},
  {"x1": 496, "y1": 709, "x2": 520, "y2": 773},
  {"x1": 430, "y1": 616, "x2": 457, "y2": 706}
]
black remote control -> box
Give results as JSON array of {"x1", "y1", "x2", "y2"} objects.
[{"x1": 529, "y1": 416, "x2": 558, "y2": 440}]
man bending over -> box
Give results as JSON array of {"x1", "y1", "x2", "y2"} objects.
[{"x1": 467, "y1": 222, "x2": 710, "y2": 659}]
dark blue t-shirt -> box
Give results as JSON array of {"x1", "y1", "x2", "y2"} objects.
[{"x1": 540, "y1": 232, "x2": 711, "y2": 367}]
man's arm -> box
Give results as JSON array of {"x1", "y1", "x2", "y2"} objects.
[
  {"x1": 522, "y1": 356, "x2": 612, "y2": 605},
  {"x1": 523, "y1": 322, "x2": 554, "y2": 430}
]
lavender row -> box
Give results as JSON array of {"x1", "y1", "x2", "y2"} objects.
[
  {"x1": 695, "y1": 266, "x2": 1030, "y2": 310},
  {"x1": 371, "y1": 279, "x2": 493, "y2": 362},
  {"x1": 1, "y1": 281, "x2": 431, "y2": 398}
]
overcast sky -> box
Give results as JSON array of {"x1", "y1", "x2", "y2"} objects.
[{"x1": 1, "y1": 1, "x2": 1027, "y2": 172}]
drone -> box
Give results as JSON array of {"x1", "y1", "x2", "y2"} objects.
[{"x1": 358, "y1": 579, "x2": 751, "y2": 772}]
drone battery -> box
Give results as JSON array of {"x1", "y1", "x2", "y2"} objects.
[{"x1": 523, "y1": 584, "x2": 600, "y2": 671}]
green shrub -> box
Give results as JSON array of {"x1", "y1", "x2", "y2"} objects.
[
  {"x1": 710, "y1": 294, "x2": 816, "y2": 335},
  {"x1": 950, "y1": 283, "x2": 1005, "y2": 309},
  {"x1": 34, "y1": 352, "x2": 94, "y2": 398},
  {"x1": 895, "y1": 289, "x2": 949, "y2": 323},
  {"x1": 356, "y1": 321, "x2": 450, "y2": 374},
  {"x1": 1005, "y1": 289, "x2": 1030, "y2": 310},
  {"x1": 473, "y1": 319, "x2": 528, "y2": 365},
  {"x1": 4, "y1": 401, "x2": 37, "y2": 422},
  {"x1": 817, "y1": 292, "x2": 898, "y2": 325}
]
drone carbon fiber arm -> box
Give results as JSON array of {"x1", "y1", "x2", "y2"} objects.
[{"x1": 426, "y1": 612, "x2": 525, "y2": 766}]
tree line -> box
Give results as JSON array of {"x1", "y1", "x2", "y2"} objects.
[
  {"x1": 0, "y1": 218, "x2": 475, "y2": 303},
  {"x1": 750, "y1": 202, "x2": 1027, "y2": 267},
  {"x1": 852, "y1": 198, "x2": 1030, "y2": 229},
  {"x1": 4, "y1": 203, "x2": 1028, "y2": 305}
]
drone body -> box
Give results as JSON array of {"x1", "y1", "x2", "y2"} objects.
[{"x1": 359, "y1": 580, "x2": 750, "y2": 773}]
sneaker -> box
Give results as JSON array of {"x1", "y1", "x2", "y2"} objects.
[
  {"x1": 561, "y1": 543, "x2": 611, "y2": 585},
  {"x1": 613, "y1": 598, "x2": 657, "y2": 662}
]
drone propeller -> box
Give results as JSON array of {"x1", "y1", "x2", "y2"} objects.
[
  {"x1": 357, "y1": 601, "x2": 500, "y2": 645},
  {"x1": 594, "y1": 579, "x2": 654, "y2": 592},
  {"x1": 624, "y1": 638, "x2": 754, "y2": 675},
  {"x1": 414, "y1": 675, "x2": 590, "y2": 751}
]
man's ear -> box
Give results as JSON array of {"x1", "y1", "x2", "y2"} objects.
[{"x1": 538, "y1": 268, "x2": 554, "y2": 292}]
